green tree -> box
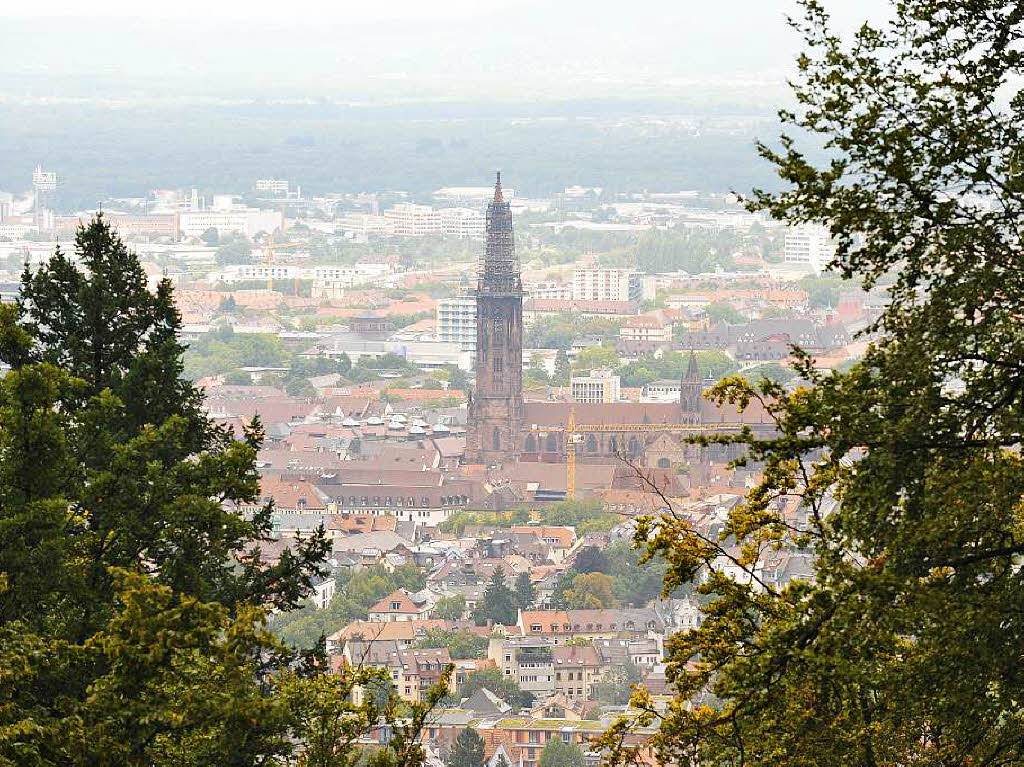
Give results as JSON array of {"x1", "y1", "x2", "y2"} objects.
[
  {"x1": 0, "y1": 215, "x2": 446, "y2": 765},
  {"x1": 474, "y1": 566, "x2": 518, "y2": 626},
  {"x1": 573, "y1": 545, "x2": 610, "y2": 574},
  {"x1": 572, "y1": 345, "x2": 620, "y2": 373},
  {"x1": 593, "y1": 661, "x2": 644, "y2": 705},
  {"x1": 514, "y1": 571, "x2": 535, "y2": 610},
  {"x1": 538, "y1": 738, "x2": 586, "y2": 767},
  {"x1": 455, "y1": 667, "x2": 534, "y2": 711},
  {"x1": 553, "y1": 349, "x2": 571, "y2": 384},
  {"x1": 599, "y1": 3, "x2": 1024, "y2": 766},
  {"x1": 447, "y1": 727, "x2": 486, "y2": 767},
  {"x1": 550, "y1": 569, "x2": 577, "y2": 610},
  {"x1": 433, "y1": 593, "x2": 467, "y2": 621},
  {"x1": 741, "y1": 362, "x2": 795, "y2": 384},
  {"x1": 200, "y1": 226, "x2": 219, "y2": 246},
  {"x1": 224, "y1": 369, "x2": 252, "y2": 385},
  {"x1": 215, "y1": 233, "x2": 253, "y2": 265},
  {"x1": 703, "y1": 301, "x2": 743, "y2": 325},
  {"x1": 413, "y1": 628, "x2": 486, "y2": 660},
  {"x1": 564, "y1": 573, "x2": 618, "y2": 610}
]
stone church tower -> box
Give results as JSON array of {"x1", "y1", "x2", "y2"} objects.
[
  {"x1": 465, "y1": 173, "x2": 524, "y2": 465},
  {"x1": 680, "y1": 349, "x2": 703, "y2": 424}
]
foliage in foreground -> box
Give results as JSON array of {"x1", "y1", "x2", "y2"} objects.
[
  {"x1": 0, "y1": 215, "x2": 447, "y2": 766},
  {"x1": 598, "y1": 2, "x2": 1024, "y2": 765}
]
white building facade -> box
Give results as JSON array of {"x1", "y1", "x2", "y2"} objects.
[
  {"x1": 384, "y1": 204, "x2": 442, "y2": 237},
  {"x1": 784, "y1": 224, "x2": 835, "y2": 272},
  {"x1": 436, "y1": 296, "x2": 477, "y2": 353},
  {"x1": 572, "y1": 268, "x2": 642, "y2": 303},
  {"x1": 439, "y1": 208, "x2": 485, "y2": 239},
  {"x1": 571, "y1": 369, "x2": 621, "y2": 404},
  {"x1": 179, "y1": 209, "x2": 283, "y2": 239}
]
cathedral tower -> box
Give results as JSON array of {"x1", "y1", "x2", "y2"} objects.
[
  {"x1": 465, "y1": 173, "x2": 524, "y2": 464},
  {"x1": 680, "y1": 349, "x2": 703, "y2": 424}
]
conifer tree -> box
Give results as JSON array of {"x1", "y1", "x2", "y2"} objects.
[
  {"x1": 0, "y1": 215, "x2": 445, "y2": 765},
  {"x1": 514, "y1": 570, "x2": 535, "y2": 609},
  {"x1": 447, "y1": 727, "x2": 486, "y2": 767},
  {"x1": 475, "y1": 565, "x2": 518, "y2": 626}
]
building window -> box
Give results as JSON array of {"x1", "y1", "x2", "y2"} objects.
[
  {"x1": 494, "y1": 356, "x2": 503, "y2": 374},
  {"x1": 421, "y1": 497, "x2": 429, "y2": 506},
  {"x1": 493, "y1": 427, "x2": 501, "y2": 452},
  {"x1": 391, "y1": 601, "x2": 401, "y2": 610},
  {"x1": 545, "y1": 433, "x2": 558, "y2": 453},
  {"x1": 525, "y1": 434, "x2": 537, "y2": 452}
]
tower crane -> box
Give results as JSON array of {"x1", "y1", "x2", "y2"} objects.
[
  {"x1": 260, "y1": 234, "x2": 302, "y2": 293},
  {"x1": 530, "y1": 410, "x2": 746, "y2": 499}
]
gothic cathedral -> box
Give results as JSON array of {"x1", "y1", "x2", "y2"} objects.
[{"x1": 465, "y1": 173, "x2": 524, "y2": 465}]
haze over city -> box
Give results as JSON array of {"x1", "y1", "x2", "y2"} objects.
[{"x1": 2, "y1": 2, "x2": 1020, "y2": 766}]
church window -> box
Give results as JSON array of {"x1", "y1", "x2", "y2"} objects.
[
  {"x1": 585, "y1": 434, "x2": 597, "y2": 452},
  {"x1": 545, "y1": 433, "x2": 558, "y2": 453},
  {"x1": 493, "y1": 427, "x2": 501, "y2": 452},
  {"x1": 525, "y1": 434, "x2": 537, "y2": 452},
  {"x1": 494, "y1": 356, "x2": 503, "y2": 374},
  {"x1": 657, "y1": 458, "x2": 671, "y2": 468}
]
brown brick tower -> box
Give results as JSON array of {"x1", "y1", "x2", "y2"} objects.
[{"x1": 465, "y1": 172, "x2": 524, "y2": 465}]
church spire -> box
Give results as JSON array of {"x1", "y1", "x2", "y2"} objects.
[
  {"x1": 479, "y1": 171, "x2": 519, "y2": 294},
  {"x1": 685, "y1": 348, "x2": 700, "y2": 381}
]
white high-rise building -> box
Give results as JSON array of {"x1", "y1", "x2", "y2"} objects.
[
  {"x1": 384, "y1": 203, "x2": 442, "y2": 237},
  {"x1": 439, "y1": 208, "x2": 485, "y2": 239},
  {"x1": 784, "y1": 224, "x2": 835, "y2": 272},
  {"x1": 436, "y1": 296, "x2": 477, "y2": 352},
  {"x1": 571, "y1": 268, "x2": 642, "y2": 303}
]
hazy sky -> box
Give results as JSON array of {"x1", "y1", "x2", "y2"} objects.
[
  {"x1": 1, "y1": 0, "x2": 892, "y2": 102},
  {"x1": 4, "y1": 0, "x2": 885, "y2": 22}
]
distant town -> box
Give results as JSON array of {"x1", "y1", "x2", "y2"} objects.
[{"x1": 0, "y1": 165, "x2": 869, "y2": 767}]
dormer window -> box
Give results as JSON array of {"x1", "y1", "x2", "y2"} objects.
[{"x1": 391, "y1": 601, "x2": 401, "y2": 610}]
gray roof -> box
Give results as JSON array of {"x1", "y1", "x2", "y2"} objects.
[
  {"x1": 460, "y1": 687, "x2": 512, "y2": 716},
  {"x1": 333, "y1": 530, "x2": 414, "y2": 554}
]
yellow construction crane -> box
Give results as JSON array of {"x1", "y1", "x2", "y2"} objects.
[
  {"x1": 260, "y1": 235, "x2": 301, "y2": 292},
  {"x1": 531, "y1": 410, "x2": 745, "y2": 499}
]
